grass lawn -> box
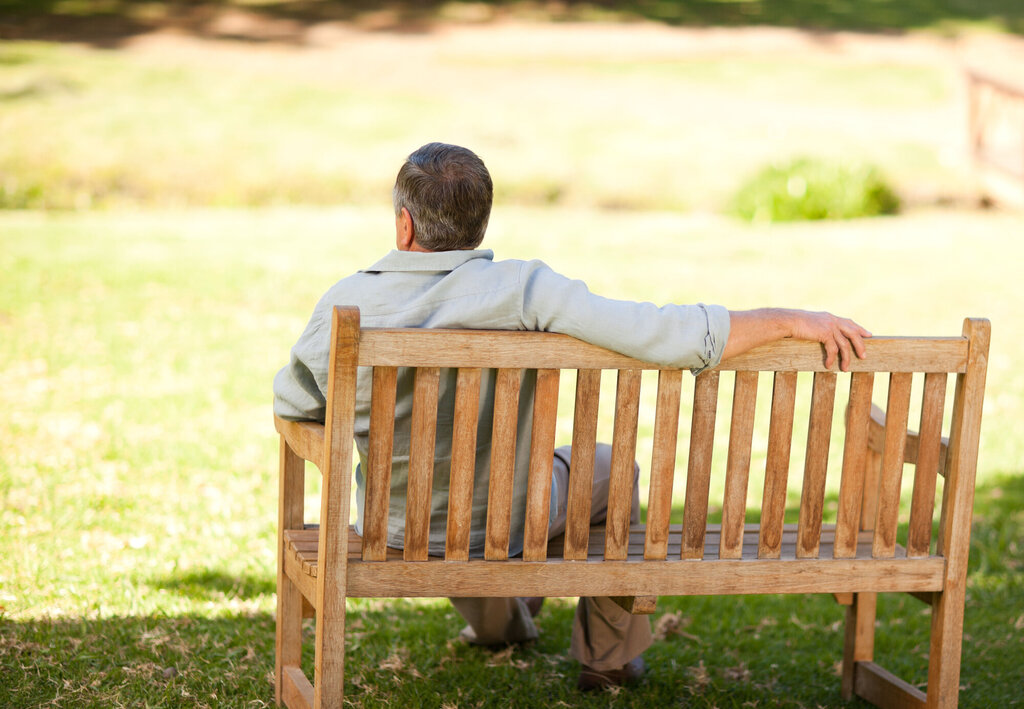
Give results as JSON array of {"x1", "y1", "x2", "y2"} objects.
[
  {"x1": 2, "y1": 10, "x2": 1023, "y2": 706},
  {"x1": 2, "y1": 206, "x2": 1023, "y2": 707},
  {"x1": 0, "y1": 32, "x2": 972, "y2": 213}
]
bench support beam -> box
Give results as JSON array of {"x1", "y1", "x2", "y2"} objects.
[{"x1": 842, "y1": 592, "x2": 877, "y2": 700}]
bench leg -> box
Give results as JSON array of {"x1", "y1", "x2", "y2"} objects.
[
  {"x1": 276, "y1": 571, "x2": 305, "y2": 707},
  {"x1": 277, "y1": 438, "x2": 306, "y2": 706},
  {"x1": 314, "y1": 602, "x2": 347, "y2": 709},
  {"x1": 841, "y1": 592, "x2": 877, "y2": 700},
  {"x1": 925, "y1": 589, "x2": 965, "y2": 709}
]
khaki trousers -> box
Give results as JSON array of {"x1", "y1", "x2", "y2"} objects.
[{"x1": 450, "y1": 444, "x2": 653, "y2": 671}]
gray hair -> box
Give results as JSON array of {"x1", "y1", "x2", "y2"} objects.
[{"x1": 392, "y1": 143, "x2": 493, "y2": 251}]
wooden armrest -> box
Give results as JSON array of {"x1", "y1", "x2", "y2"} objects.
[
  {"x1": 275, "y1": 414, "x2": 325, "y2": 471},
  {"x1": 865, "y1": 404, "x2": 949, "y2": 476}
]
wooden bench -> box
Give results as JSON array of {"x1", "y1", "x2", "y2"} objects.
[{"x1": 274, "y1": 306, "x2": 990, "y2": 709}]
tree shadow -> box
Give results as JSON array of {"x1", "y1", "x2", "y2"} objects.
[
  {"x1": 149, "y1": 568, "x2": 275, "y2": 601},
  {"x1": 1, "y1": 0, "x2": 1022, "y2": 47}
]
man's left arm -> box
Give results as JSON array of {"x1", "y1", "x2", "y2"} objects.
[
  {"x1": 518, "y1": 260, "x2": 730, "y2": 372},
  {"x1": 723, "y1": 308, "x2": 871, "y2": 371}
]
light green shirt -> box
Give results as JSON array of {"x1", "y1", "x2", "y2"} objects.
[{"x1": 273, "y1": 249, "x2": 730, "y2": 556}]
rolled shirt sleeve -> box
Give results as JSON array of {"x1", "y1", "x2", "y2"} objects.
[{"x1": 518, "y1": 260, "x2": 730, "y2": 373}]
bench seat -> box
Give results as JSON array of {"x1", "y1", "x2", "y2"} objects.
[{"x1": 283, "y1": 524, "x2": 944, "y2": 600}]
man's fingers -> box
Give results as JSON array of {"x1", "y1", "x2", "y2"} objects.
[
  {"x1": 823, "y1": 337, "x2": 839, "y2": 369},
  {"x1": 798, "y1": 312, "x2": 872, "y2": 370},
  {"x1": 837, "y1": 334, "x2": 853, "y2": 372},
  {"x1": 833, "y1": 318, "x2": 872, "y2": 366},
  {"x1": 840, "y1": 319, "x2": 871, "y2": 359}
]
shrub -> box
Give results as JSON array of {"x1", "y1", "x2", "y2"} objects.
[{"x1": 731, "y1": 157, "x2": 900, "y2": 223}]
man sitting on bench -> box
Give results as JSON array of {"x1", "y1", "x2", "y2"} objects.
[{"x1": 273, "y1": 142, "x2": 870, "y2": 690}]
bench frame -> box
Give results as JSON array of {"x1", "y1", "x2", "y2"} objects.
[{"x1": 274, "y1": 307, "x2": 989, "y2": 709}]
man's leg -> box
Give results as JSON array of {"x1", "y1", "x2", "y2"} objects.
[
  {"x1": 551, "y1": 444, "x2": 653, "y2": 673},
  {"x1": 449, "y1": 596, "x2": 539, "y2": 646}
]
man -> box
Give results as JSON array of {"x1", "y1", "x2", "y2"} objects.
[{"x1": 273, "y1": 142, "x2": 870, "y2": 691}]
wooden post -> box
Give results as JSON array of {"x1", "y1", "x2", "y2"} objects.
[
  {"x1": 925, "y1": 319, "x2": 990, "y2": 709},
  {"x1": 276, "y1": 437, "x2": 305, "y2": 706},
  {"x1": 313, "y1": 307, "x2": 361, "y2": 709}
]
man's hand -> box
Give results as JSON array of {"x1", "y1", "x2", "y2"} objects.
[
  {"x1": 786, "y1": 310, "x2": 872, "y2": 371},
  {"x1": 724, "y1": 308, "x2": 872, "y2": 372}
]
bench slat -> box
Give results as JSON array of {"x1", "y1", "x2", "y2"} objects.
[
  {"x1": 405, "y1": 367, "x2": 440, "y2": 561},
  {"x1": 445, "y1": 368, "x2": 482, "y2": 562},
  {"x1": 834, "y1": 372, "x2": 875, "y2": 558},
  {"x1": 720, "y1": 371, "x2": 758, "y2": 559},
  {"x1": 363, "y1": 366, "x2": 398, "y2": 562},
  {"x1": 644, "y1": 369, "x2": 682, "y2": 560},
  {"x1": 906, "y1": 373, "x2": 947, "y2": 558},
  {"x1": 484, "y1": 368, "x2": 522, "y2": 561},
  {"x1": 682, "y1": 371, "x2": 720, "y2": 559},
  {"x1": 797, "y1": 371, "x2": 837, "y2": 559},
  {"x1": 523, "y1": 369, "x2": 560, "y2": 562},
  {"x1": 872, "y1": 373, "x2": 913, "y2": 558},
  {"x1": 759, "y1": 371, "x2": 798, "y2": 559},
  {"x1": 605, "y1": 369, "x2": 642, "y2": 560},
  {"x1": 565, "y1": 369, "x2": 602, "y2": 561}
]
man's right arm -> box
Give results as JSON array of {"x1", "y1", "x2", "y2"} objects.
[
  {"x1": 273, "y1": 317, "x2": 330, "y2": 422},
  {"x1": 723, "y1": 308, "x2": 872, "y2": 371}
]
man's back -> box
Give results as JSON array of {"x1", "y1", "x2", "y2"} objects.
[{"x1": 273, "y1": 247, "x2": 728, "y2": 555}]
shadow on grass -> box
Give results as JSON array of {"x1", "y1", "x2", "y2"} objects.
[
  {"x1": 2, "y1": 477, "x2": 1019, "y2": 707},
  {"x1": 1, "y1": 0, "x2": 1022, "y2": 46},
  {"x1": 150, "y1": 568, "x2": 275, "y2": 601}
]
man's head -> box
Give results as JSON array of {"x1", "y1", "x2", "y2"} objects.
[{"x1": 393, "y1": 143, "x2": 493, "y2": 251}]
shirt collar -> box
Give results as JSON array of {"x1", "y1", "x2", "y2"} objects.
[{"x1": 360, "y1": 249, "x2": 494, "y2": 273}]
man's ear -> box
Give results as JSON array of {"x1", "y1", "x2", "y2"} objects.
[{"x1": 395, "y1": 207, "x2": 415, "y2": 251}]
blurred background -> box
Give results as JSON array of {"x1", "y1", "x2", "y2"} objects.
[{"x1": 2, "y1": 2, "x2": 1023, "y2": 707}]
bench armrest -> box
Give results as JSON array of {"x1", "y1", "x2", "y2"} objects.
[
  {"x1": 274, "y1": 414, "x2": 325, "y2": 471},
  {"x1": 866, "y1": 404, "x2": 949, "y2": 477}
]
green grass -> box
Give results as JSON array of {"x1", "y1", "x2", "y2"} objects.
[
  {"x1": 1, "y1": 12, "x2": 1022, "y2": 705},
  {"x1": 2, "y1": 206, "x2": 1023, "y2": 707},
  {"x1": 0, "y1": 36, "x2": 968, "y2": 212}
]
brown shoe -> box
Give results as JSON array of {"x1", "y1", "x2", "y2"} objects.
[{"x1": 577, "y1": 655, "x2": 647, "y2": 691}]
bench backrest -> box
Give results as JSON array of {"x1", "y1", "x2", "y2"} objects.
[{"x1": 318, "y1": 307, "x2": 989, "y2": 577}]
